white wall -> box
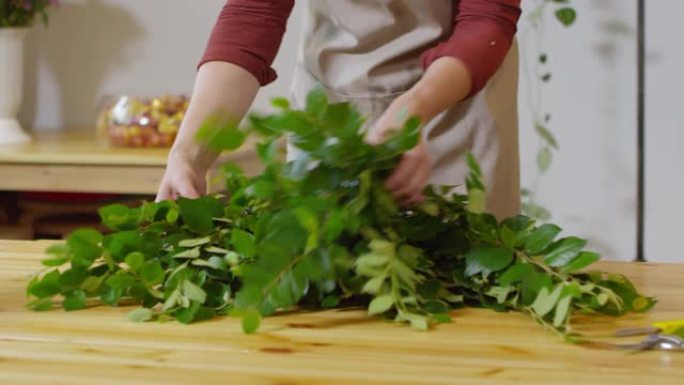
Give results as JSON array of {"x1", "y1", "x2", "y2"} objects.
[
  {"x1": 18, "y1": 0, "x2": 683, "y2": 262},
  {"x1": 20, "y1": 0, "x2": 304, "y2": 130},
  {"x1": 518, "y1": 0, "x2": 683, "y2": 263}
]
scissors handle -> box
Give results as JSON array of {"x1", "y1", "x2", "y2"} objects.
[{"x1": 652, "y1": 320, "x2": 684, "y2": 336}]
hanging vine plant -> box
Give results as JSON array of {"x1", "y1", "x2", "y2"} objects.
[{"x1": 522, "y1": 0, "x2": 577, "y2": 221}]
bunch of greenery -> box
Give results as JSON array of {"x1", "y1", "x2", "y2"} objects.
[
  {"x1": 0, "y1": 0, "x2": 57, "y2": 28},
  {"x1": 26, "y1": 90, "x2": 654, "y2": 338}
]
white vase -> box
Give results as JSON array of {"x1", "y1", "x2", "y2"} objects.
[{"x1": 0, "y1": 27, "x2": 31, "y2": 144}]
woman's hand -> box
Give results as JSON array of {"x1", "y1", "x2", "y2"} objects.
[
  {"x1": 368, "y1": 56, "x2": 474, "y2": 205},
  {"x1": 155, "y1": 149, "x2": 209, "y2": 201},
  {"x1": 155, "y1": 61, "x2": 260, "y2": 202},
  {"x1": 368, "y1": 91, "x2": 433, "y2": 205}
]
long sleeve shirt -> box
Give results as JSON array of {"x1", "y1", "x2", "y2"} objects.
[{"x1": 199, "y1": 0, "x2": 521, "y2": 95}]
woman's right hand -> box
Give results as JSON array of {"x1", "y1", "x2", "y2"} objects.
[
  {"x1": 155, "y1": 149, "x2": 208, "y2": 201},
  {"x1": 155, "y1": 61, "x2": 261, "y2": 201}
]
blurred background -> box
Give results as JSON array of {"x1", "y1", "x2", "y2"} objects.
[{"x1": 2, "y1": 0, "x2": 682, "y2": 262}]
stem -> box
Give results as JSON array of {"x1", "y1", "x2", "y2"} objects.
[
  {"x1": 515, "y1": 250, "x2": 567, "y2": 281},
  {"x1": 522, "y1": 306, "x2": 567, "y2": 339},
  {"x1": 261, "y1": 254, "x2": 305, "y2": 298}
]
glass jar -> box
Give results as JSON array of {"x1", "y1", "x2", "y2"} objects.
[{"x1": 96, "y1": 94, "x2": 189, "y2": 148}]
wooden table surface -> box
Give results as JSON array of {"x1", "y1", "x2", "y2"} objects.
[
  {"x1": 0, "y1": 132, "x2": 261, "y2": 194},
  {"x1": 1, "y1": 240, "x2": 682, "y2": 385}
]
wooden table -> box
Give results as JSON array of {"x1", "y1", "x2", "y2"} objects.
[
  {"x1": 1, "y1": 240, "x2": 682, "y2": 384},
  {"x1": 0, "y1": 132, "x2": 262, "y2": 194}
]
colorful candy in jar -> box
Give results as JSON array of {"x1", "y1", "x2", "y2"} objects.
[{"x1": 100, "y1": 95, "x2": 189, "y2": 148}]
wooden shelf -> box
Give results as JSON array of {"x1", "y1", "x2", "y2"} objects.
[{"x1": 0, "y1": 131, "x2": 262, "y2": 194}]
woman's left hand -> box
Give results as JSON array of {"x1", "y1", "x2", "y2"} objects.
[
  {"x1": 367, "y1": 92, "x2": 433, "y2": 206},
  {"x1": 367, "y1": 57, "x2": 473, "y2": 206}
]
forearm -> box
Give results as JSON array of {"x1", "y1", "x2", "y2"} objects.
[
  {"x1": 170, "y1": 61, "x2": 259, "y2": 170},
  {"x1": 407, "y1": 57, "x2": 473, "y2": 124},
  {"x1": 373, "y1": 56, "x2": 472, "y2": 136}
]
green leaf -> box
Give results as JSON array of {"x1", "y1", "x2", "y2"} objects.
[
  {"x1": 63, "y1": 290, "x2": 87, "y2": 311},
  {"x1": 178, "y1": 236, "x2": 212, "y2": 248},
  {"x1": 42, "y1": 244, "x2": 70, "y2": 267},
  {"x1": 127, "y1": 308, "x2": 153, "y2": 322},
  {"x1": 368, "y1": 295, "x2": 394, "y2": 315},
  {"x1": 67, "y1": 229, "x2": 103, "y2": 267},
  {"x1": 245, "y1": 179, "x2": 276, "y2": 200},
  {"x1": 106, "y1": 272, "x2": 137, "y2": 291},
  {"x1": 81, "y1": 275, "x2": 106, "y2": 293},
  {"x1": 231, "y1": 229, "x2": 255, "y2": 258},
  {"x1": 182, "y1": 280, "x2": 207, "y2": 304},
  {"x1": 175, "y1": 301, "x2": 201, "y2": 324},
  {"x1": 423, "y1": 300, "x2": 450, "y2": 314},
  {"x1": 417, "y1": 279, "x2": 442, "y2": 299},
  {"x1": 531, "y1": 284, "x2": 563, "y2": 317},
  {"x1": 525, "y1": 224, "x2": 562, "y2": 255},
  {"x1": 432, "y1": 313, "x2": 452, "y2": 323},
  {"x1": 166, "y1": 208, "x2": 179, "y2": 224},
  {"x1": 242, "y1": 308, "x2": 262, "y2": 334},
  {"x1": 555, "y1": 7, "x2": 577, "y2": 27},
  {"x1": 193, "y1": 256, "x2": 227, "y2": 271},
  {"x1": 561, "y1": 251, "x2": 600, "y2": 273},
  {"x1": 100, "y1": 286, "x2": 123, "y2": 306},
  {"x1": 305, "y1": 88, "x2": 328, "y2": 117},
  {"x1": 140, "y1": 260, "x2": 164, "y2": 287},
  {"x1": 537, "y1": 146, "x2": 552, "y2": 173},
  {"x1": 173, "y1": 247, "x2": 201, "y2": 259},
  {"x1": 59, "y1": 267, "x2": 89, "y2": 290},
  {"x1": 99, "y1": 204, "x2": 139, "y2": 231},
  {"x1": 195, "y1": 116, "x2": 247, "y2": 152},
  {"x1": 177, "y1": 196, "x2": 223, "y2": 235},
  {"x1": 377, "y1": 117, "x2": 421, "y2": 155},
  {"x1": 466, "y1": 153, "x2": 482, "y2": 177},
  {"x1": 361, "y1": 276, "x2": 386, "y2": 294},
  {"x1": 535, "y1": 124, "x2": 559, "y2": 149},
  {"x1": 321, "y1": 295, "x2": 340, "y2": 308},
  {"x1": 125, "y1": 252, "x2": 145, "y2": 273},
  {"x1": 499, "y1": 263, "x2": 536, "y2": 287},
  {"x1": 325, "y1": 210, "x2": 345, "y2": 243},
  {"x1": 467, "y1": 189, "x2": 486, "y2": 214},
  {"x1": 104, "y1": 231, "x2": 144, "y2": 262},
  {"x1": 256, "y1": 139, "x2": 279, "y2": 164},
  {"x1": 28, "y1": 298, "x2": 53, "y2": 311},
  {"x1": 464, "y1": 247, "x2": 514, "y2": 277},
  {"x1": 632, "y1": 296, "x2": 656, "y2": 313},
  {"x1": 405, "y1": 313, "x2": 429, "y2": 331},
  {"x1": 544, "y1": 237, "x2": 587, "y2": 267},
  {"x1": 499, "y1": 216, "x2": 533, "y2": 249},
  {"x1": 28, "y1": 270, "x2": 61, "y2": 298},
  {"x1": 271, "y1": 97, "x2": 290, "y2": 110},
  {"x1": 163, "y1": 289, "x2": 181, "y2": 311},
  {"x1": 521, "y1": 271, "x2": 553, "y2": 305},
  {"x1": 553, "y1": 295, "x2": 572, "y2": 327}
]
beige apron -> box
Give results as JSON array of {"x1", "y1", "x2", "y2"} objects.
[{"x1": 289, "y1": 0, "x2": 520, "y2": 219}]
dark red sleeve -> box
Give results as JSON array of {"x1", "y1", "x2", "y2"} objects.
[
  {"x1": 421, "y1": 0, "x2": 521, "y2": 97},
  {"x1": 199, "y1": 0, "x2": 295, "y2": 86}
]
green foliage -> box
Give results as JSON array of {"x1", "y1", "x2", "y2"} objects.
[
  {"x1": 27, "y1": 90, "x2": 653, "y2": 339},
  {"x1": 0, "y1": 0, "x2": 57, "y2": 28}
]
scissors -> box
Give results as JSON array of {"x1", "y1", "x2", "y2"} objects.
[{"x1": 611, "y1": 320, "x2": 684, "y2": 352}]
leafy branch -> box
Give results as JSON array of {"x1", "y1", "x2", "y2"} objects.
[{"x1": 26, "y1": 89, "x2": 653, "y2": 339}]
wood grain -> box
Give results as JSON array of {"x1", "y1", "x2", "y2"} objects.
[{"x1": 1, "y1": 240, "x2": 682, "y2": 385}]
